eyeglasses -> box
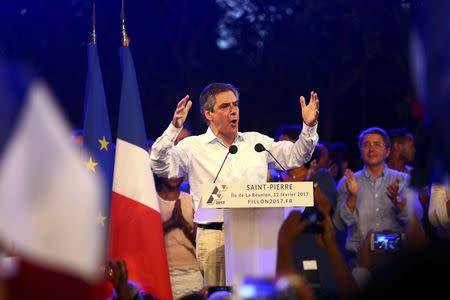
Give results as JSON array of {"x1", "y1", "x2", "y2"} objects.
[{"x1": 361, "y1": 141, "x2": 386, "y2": 149}]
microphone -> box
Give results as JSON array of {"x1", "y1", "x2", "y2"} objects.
[
  {"x1": 213, "y1": 145, "x2": 238, "y2": 183},
  {"x1": 254, "y1": 143, "x2": 286, "y2": 171}
]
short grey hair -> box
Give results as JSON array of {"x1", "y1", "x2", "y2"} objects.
[
  {"x1": 357, "y1": 127, "x2": 391, "y2": 149},
  {"x1": 198, "y1": 82, "x2": 239, "y2": 124}
]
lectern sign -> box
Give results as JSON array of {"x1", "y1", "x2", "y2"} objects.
[{"x1": 200, "y1": 182, "x2": 314, "y2": 208}]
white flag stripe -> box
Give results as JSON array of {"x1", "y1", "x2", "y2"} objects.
[
  {"x1": 113, "y1": 138, "x2": 159, "y2": 212},
  {"x1": 0, "y1": 82, "x2": 104, "y2": 282}
]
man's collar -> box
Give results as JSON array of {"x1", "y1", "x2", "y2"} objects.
[
  {"x1": 363, "y1": 164, "x2": 388, "y2": 179},
  {"x1": 202, "y1": 127, "x2": 244, "y2": 145},
  {"x1": 203, "y1": 127, "x2": 217, "y2": 144}
]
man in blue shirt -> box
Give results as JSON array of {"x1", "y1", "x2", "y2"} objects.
[{"x1": 334, "y1": 127, "x2": 419, "y2": 257}]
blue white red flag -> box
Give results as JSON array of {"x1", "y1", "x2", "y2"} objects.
[{"x1": 108, "y1": 46, "x2": 172, "y2": 300}]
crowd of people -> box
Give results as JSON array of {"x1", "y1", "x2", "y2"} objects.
[
  {"x1": 119, "y1": 82, "x2": 447, "y2": 299},
  {"x1": 97, "y1": 82, "x2": 448, "y2": 300},
  {"x1": 2, "y1": 80, "x2": 450, "y2": 300}
]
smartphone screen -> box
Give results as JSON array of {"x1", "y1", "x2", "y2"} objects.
[
  {"x1": 371, "y1": 232, "x2": 402, "y2": 252},
  {"x1": 236, "y1": 277, "x2": 277, "y2": 299}
]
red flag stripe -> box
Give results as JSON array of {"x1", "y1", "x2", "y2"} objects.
[{"x1": 109, "y1": 191, "x2": 171, "y2": 300}]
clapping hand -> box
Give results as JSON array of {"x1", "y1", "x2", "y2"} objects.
[
  {"x1": 163, "y1": 199, "x2": 183, "y2": 233},
  {"x1": 344, "y1": 169, "x2": 358, "y2": 197},
  {"x1": 106, "y1": 259, "x2": 130, "y2": 300},
  {"x1": 386, "y1": 177, "x2": 406, "y2": 211}
]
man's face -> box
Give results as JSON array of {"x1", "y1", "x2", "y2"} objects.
[
  {"x1": 399, "y1": 135, "x2": 415, "y2": 164},
  {"x1": 205, "y1": 90, "x2": 239, "y2": 141},
  {"x1": 360, "y1": 133, "x2": 390, "y2": 168}
]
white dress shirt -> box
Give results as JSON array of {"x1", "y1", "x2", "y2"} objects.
[{"x1": 150, "y1": 122, "x2": 318, "y2": 223}]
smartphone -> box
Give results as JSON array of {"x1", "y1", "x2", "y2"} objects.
[
  {"x1": 301, "y1": 207, "x2": 324, "y2": 233},
  {"x1": 370, "y1": 232, "x2": 403, "y2": 252}
]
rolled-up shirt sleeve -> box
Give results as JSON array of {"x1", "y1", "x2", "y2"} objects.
[
  {"x1": 150, "y1": 123, "x2": 187, "y2": 178},
  {"x1": 266, "y1": 122, "x2": 319, "y2": 170},
  {"x1": 335, "y1": 177, "x2": 357, "y2": 227}
]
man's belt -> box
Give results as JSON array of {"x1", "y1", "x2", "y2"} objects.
[{"x1": 196, "y1": 222, "x2": 223, "y2": 230}]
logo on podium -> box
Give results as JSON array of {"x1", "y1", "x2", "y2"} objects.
[{"x1": 206, "y1": 184, "x2": 228, "y2": 204}]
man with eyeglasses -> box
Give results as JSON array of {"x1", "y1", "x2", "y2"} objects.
[
  {"x1": 333, "y1": 127, "x2": 421, "y2": 265},
  {"x1": 150, "y1": 82, "x2": 319, "y2": 287}
]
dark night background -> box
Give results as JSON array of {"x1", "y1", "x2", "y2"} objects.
[{"x1": 0, "y1": 0, "x2": 422, "y2": 165}]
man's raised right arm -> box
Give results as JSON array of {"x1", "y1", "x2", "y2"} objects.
[{"x1": 150, "y1": 95, "x2": 192, "y2": 176}]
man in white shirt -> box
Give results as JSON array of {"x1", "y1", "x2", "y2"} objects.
[{"x1": 150, "y1": 82, "x2": 319, "y2": 286}]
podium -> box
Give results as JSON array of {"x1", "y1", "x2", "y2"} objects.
[{"x1": 200, "y1": 182, "x2": 314, "y2": 285}]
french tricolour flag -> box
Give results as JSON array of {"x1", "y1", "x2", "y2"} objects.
[
  {"x1": 108, "y1": 46, "x2": 172, "y2": 300},
  {"x1": 0, "y1": 63, "x2": 104, "y2": 300}
]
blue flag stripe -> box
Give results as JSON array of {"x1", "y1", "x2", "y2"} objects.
[{"x1": 117, "y1": 47, "x2": 148, "y2": 150}]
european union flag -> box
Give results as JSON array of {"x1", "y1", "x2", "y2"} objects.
[{"x1": 83, "y1": 43, "x2": 115, "y2": 251}]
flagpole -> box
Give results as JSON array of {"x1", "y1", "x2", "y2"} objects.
[
  {"x1": 121, "y1": 0, "x2": 129, "y2": 47},
  {"x1": 91, "y1": 1, "x2": 96, "y2": 44}
]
